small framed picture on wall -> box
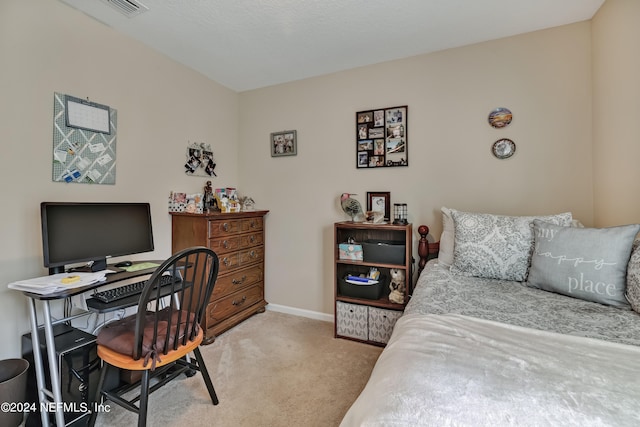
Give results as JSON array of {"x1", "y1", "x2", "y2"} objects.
[{"x1": 271, "y1": 130, "x2": 297, "y2": 157}]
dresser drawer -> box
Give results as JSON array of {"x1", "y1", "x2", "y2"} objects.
[
  {"x1": 209, "y1": 235, "x2": 240, "y2": 254},
  {"x1": 218, "y1": 252, "x2": 239, "y2": 271},
  {"x1": 208, "y1": 217, "x2": 264, "y2": 238},
  {"x1": 239, "y1": 246, "x2": 263, "y2": 265},
  {"x1": 211, "y1": 264, "x2": 263, "y2": 300},
  {"x1": 208, "y1": 219, "x2": 241, "y2": 237},
  {"x1": 239, "y1": 231, "x2": 263, "y2": 248},
  {"x1": 207, "y1": 285, "x2": 264, "y2": 324},
  {"x1": 240, "y1": 217, "x2": 263, "y2": 233},
  {"x1": 209, "y1": 231, "x2": 262, "y2": 255},
  {"x1": 218, "y1": 246, "x2": 264, "y2": 273}
]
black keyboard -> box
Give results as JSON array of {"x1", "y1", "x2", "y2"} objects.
[{"x1": 92, "y1": 275, "x2": 179, "y2": 304}]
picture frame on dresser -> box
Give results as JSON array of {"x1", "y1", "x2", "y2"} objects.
[{"x1": 366, "y1": 192, "x2": 391, "y2": 222}]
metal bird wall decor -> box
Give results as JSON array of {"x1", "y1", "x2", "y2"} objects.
[{"x1": 340, "y1": 193, "x2": 364, "y2": 222}]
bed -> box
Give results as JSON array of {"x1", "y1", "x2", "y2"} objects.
[{"x1": 340, "y1": 208, "x2": 640, "y2": 427}]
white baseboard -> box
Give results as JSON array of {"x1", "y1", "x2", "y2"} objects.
[{"x1": 266, "y1": 303, "x2": 333, "y2": 323}]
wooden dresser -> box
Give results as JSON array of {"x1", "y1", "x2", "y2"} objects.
[{"x1": 170, "y1": 210, "x2": 269, "y2": 344}]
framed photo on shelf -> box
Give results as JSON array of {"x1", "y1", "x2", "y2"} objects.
[
  {"x1": 356, "y1": 105, "x2": 408, "y2": 168},
  {"x1": 366, "y1": 191, "x2": 391, "y2": 221},
  {"x1": 271, "y1": 130, "x2": 297, "y2": 157}
]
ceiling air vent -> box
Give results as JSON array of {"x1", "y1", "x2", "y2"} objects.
[{"x1": 100, "y1": 0, "x2": 148, "y2": 18}]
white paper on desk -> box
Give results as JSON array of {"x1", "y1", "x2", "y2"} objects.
[{"x1": 8, "y1": 272, "x2": 106, "y2": 295}]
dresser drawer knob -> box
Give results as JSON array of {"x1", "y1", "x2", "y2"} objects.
[
  {"x1": 222, "y1": 257, "x2": 230, "y2": 266},
  {"x1": 250, "y1": 235, "x2": 256, "y2": 243},
  {"x1": 232, "y1": 296, "x2": 247, "y2": 306},
  {"x1": 222, "y1": 222, "x2": 230, "y2": 232},
  {"x1": 249, "y1": 250, "x2": 256, "y2": 258},
  {"x1": 222, "y1": 240, "x2": 229, "y2": 249},
  {"x1": 232, "y1": 275, "x2": 247, "y2": 285},
  {"x1": 250, "y1": 220, "x2": 257, "y2": 228}
]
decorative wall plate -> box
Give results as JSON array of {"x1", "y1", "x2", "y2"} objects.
[
  {"x1": 492, "y1": 138, "x2": 516, "y2": 159},
  {"x1": 488, "y1": 107, "x2": 513, "y2": 128}
]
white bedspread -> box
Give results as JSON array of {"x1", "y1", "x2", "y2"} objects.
[{"x1": 341, "y1": 314, "x2": 640, "y2": 427}]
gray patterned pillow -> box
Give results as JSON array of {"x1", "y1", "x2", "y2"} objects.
[
  {"x1": 450, "y1": 210, "x2": 572, "y2": 281},
  {"x1": 626, "y1": 239, "x2": 640, "y2": 313},
  {"x1": 528, "y1": 221, "x2": 640, "y2": 309},
  {"x1": 437, "y1": 207, "x2": 454, "y2": 267}
]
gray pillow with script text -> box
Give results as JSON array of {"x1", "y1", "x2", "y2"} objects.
[{"x1": 527, "y1": 220, "x2": 640, "y2": 308}]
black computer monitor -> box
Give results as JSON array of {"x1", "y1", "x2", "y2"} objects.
[{"x1": 41, "y1": 202, "x2": 155, "y2": 274}]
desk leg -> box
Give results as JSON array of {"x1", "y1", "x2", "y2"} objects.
[
  {"x1": 28, "y1": 299, "x2": 50, "y2": 427},
  {"x1": 42, "y1": 301, "x2": 67, "y2": 427}
]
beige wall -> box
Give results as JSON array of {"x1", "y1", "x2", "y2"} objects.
[
  {"x1": 592, "y1": 0, "x2": 640, "y2": 226},
  {"x1": 2, "y1": 0, "x2": 634, "y2": 359},
  {"x1": 239, "y1": 22, "x2": 594, "y2": 316},
  {"x1": 0, "y1": 0, "x2": 239, "y2": 359}
]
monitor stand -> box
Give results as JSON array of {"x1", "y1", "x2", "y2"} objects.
[
  {"x1": 90, "y1": 258, "x2": 107, "y2": 272},
  {"x1": 48, "y1": 266, "x2": 65, "y2": 275}
]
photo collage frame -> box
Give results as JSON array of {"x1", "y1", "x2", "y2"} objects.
[{"x1": 356, "y1": 105, "x2": 408, "y2": 168}]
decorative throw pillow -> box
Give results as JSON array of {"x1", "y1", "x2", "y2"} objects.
[
  {"x1": 438, "y1": 207, "x2": 454, "y2": 267},
  {"x1": 450, "y1": 210, "x2": 572, "y2": 281},
  {"x1": 625, "y1": 239, "x2": 640, "y2": 313},
  {"x1": 528, "y1": 221, "x2": 640, "y2": 309}
]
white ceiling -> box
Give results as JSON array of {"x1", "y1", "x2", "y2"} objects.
[{"x1": 59, "y1": 0, "x2": 605, "y2": 92}]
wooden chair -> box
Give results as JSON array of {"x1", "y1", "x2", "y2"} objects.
[{"x1": 88, "y1": 246, "x2": 220, "y2": 427}]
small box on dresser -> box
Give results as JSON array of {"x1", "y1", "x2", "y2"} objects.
[{"x1": 171, "y1": 210, "x2": 269, "y2": 344}]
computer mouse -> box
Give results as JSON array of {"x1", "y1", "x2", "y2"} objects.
[{"x1": 114, "y1": 261, "x2": 133, "y2": 268}]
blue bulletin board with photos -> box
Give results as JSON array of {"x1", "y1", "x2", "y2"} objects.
[
  {"x1": 356, "y1": 105, "x2": 408, "y2": 169},
  {"x1": 52, "y1": 92, "x2": 117, "y2": 184}
]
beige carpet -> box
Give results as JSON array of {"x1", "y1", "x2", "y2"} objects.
[{"x1": 94, "y1": 310, "x2": 382, "y2": 427}]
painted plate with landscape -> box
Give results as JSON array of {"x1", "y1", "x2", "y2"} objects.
[{"x1": 488, "y1": 107, "x2": 513, "y2": 128}]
